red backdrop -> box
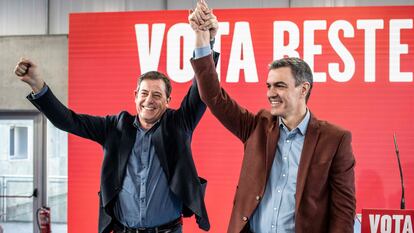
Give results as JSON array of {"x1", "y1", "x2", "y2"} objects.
[{"x1": 68, "y1": 6, "x2": 414, "y2": 232}]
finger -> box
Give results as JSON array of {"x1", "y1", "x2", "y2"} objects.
[
  {"x1": 189, "y1": 17, "x2": 200, "y2": 28},
  {"x1": 198, "y1": 25, "x2": 208, "y2": 31},
  {"x1": 15, "y1": 68, "x2": 25, "y2": 77},
  {"x1": 199, "y1": 5, "x2": 210, "y2": 17},
  {"x1": 18, "y1": 59, "x2": 33, "y2": 70},
  {"x1": 18, "y1": 62, "x2": 30, "y2": 71},
  {"x1": 14, "y1": 66, "x2": 21, "y2": 76},
  {"x1": 16, "y1": 65, "x2": 28, "y2": 73},
  {"x1": 15, "y1": 67, "x2": 27, "y2": 76},
  {"x1": 195, "y1": 10, "x2": 204, "y2": 25},
  {"x1": 202, "y1": 8, "x2": 211, "y2": 15},
  {"x1": 200, "y1": 20, "x2": 212, "y2": 29},
  {"x1": 199, "y1": 0, "x2": 208, "y2": 9},
  {"x1": 210, "y1": 9, "x2": 215, "y2": 17},
  {"x1": 188, "y1": 9, "x2": 195, "y2": 22},
  {"x1": 189, "y1": 21, "x2": 199, "y2": 31},
  {"x1": 202, "y1": 16, "x2": 218, "y2": 29},
  {"x1": 19, "y1": 57, "x2": 33, "y2": 66},
  {"x1": 199, "y1": 8, "x2": 210, "y2": 20},
  {"x1": 15, "y1": 71, "x2": 25, "y2": 77},
  {"x1": 212, "y1": 22, "x2": 218, "y2": 31},
  {"x1": 192, "y1": 7, "x2": 202, "y2": 25}
]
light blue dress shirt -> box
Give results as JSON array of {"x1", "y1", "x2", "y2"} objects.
[
  {"x1": 113, "y1": 119, "x2": 182, "y2": 228},
  {"x1": 250, "y1": 110, "x2": 310, "y2": 233}
]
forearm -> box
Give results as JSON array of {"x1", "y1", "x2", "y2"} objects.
[
  {"x1": 28, "y1": 87, "x2": 107, "y2": 144},
  {"x1": 191, "y1": 55, "x2": 255, "y2": 142},
  {"x1": 191, "y1": 55, "x2": 221, "y2": 103}
]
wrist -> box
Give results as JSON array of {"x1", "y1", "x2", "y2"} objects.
[
  {"x1": 195, "y1": 32, "x2": 210, "y2": 48},
  {"x1": 31, "y1": 80, "x2": 45, "y2": 94}
]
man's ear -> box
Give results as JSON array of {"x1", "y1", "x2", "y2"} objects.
[
  {"x1": 167, "y1": 96, "x2": 171, "y2": 103},
  {"x1": 302, "y1": 82, "x2": 310, "y2": 98}
]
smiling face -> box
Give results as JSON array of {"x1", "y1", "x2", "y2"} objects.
[
  {"x1": 266, "y1": 67, "x2": 309, "y2": 119},
  {"x1": 135, "y1": 79, "x2": 170, "y2": 129}
]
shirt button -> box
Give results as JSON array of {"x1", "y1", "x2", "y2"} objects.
[
  {"x1": 242, "y1": 216, "x2": 248, "y2": 222},
  {"x1": 282, "y1": 174, "x2": 286, "y2": 177},
  {"x1": 283, "y1": 156, "x2": 287, "y2": 160},
  {"x1": 272, "y1": 224, "x2": 275, "y2": 228},
  {"x1": 255, "y1": 195, "x2": 261, "y2": 201},
  {"x1": 286, "y1": 140, "x2": 290, "y2": 143},
  {"x1": 277, "y1": 190, "x2": 281, "y2": 193},
  {"x1": 274, "y1": 207, "x2": 277, "y2": 210}
]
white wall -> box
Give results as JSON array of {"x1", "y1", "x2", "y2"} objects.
[
  {"x1": 1, "y1": 0, "x2": 413, "y2": 35},
  {"x1": 0, "y1": 35, "x2": 68, "y2": 109}
]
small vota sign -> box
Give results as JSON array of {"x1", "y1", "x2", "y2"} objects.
[{"x1": 362, "y1": 209, "x2": 414, "y2": 233}]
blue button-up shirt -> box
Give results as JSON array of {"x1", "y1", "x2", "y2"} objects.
[
  {"x1": 113, "y1": 119, "x2": 182, "y2": 228},
  {"x1": 250, "y1": 110, "x2": 310, "y2": 233}
]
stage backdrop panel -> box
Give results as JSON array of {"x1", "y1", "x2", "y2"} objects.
[{"x1": 69, "y1": 6, "x2": 414, "y2": 232}]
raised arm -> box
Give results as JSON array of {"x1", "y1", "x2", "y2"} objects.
[
  {"x1": 14, "y1": 58, "x2": 111, "y2": 145},
  {"x1": 189, "y1": 2, "x2": 256, "y2": 142},
  {"x1": 173, "y1": 2, "x2": 221, "y2": 132}
]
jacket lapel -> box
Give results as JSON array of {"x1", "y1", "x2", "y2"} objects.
[{"x1": 295, "y1": 114, "x2": 320, "y2": 212}]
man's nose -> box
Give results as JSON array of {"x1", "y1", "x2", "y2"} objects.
[
  {"x1": 144, "y1": 94, "x2": 155, "y2": 103},
  {"x1": 268, "y1": 88, "x2": 278, "y2": 97}
]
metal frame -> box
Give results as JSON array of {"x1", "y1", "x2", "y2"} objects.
[{"x1": 0, "y1": 110, "x2": 47, "y2": 233}]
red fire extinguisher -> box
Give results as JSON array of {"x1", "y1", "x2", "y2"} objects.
[{"x1": 36, "y1": 206, "x2": 51, "y2": 233}]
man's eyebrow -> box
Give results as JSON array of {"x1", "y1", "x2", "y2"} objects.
[{"x1": 267, "y1": 81, "x2": 288, "y2": 86}]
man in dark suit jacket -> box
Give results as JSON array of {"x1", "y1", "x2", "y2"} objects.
[
  {"x1": 14, "y1": 36, "x2": 219, "y2": 232},
  {"x1": 189, "y1": 4, "x2": 356, "y2": 233}
]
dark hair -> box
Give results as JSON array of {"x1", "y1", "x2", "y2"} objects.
[
  {"x1": 137, "y1": 71, "x2": 172, "y2": 98},
  {"x1": 269, "y1": 57, "x2": 313, "y2": 102}
]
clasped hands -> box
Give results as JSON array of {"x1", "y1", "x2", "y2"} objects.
[{"x1": 188, "y1": 0, "x2": 218, "y2": 46}]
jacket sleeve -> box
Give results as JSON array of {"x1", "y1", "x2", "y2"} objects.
[
  {"x1": 190, "y1": 54, "x2": 256, "y2": 143},
  {"x1": 27, "y1": 87, "x2": 112, "y2": 145},
  {"x1": 328, "y1": 131, "x2": 356, "y2": 233},
  {"x1": 174, "y1": 51, "x2": 220, "y2": 133}
]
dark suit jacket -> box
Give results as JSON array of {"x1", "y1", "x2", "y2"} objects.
[
  {"x1": 191, "y1": 55, "x2": 356, "y2": 233},
  {"x1": 27, "y1": 52, "x2": 219, "y2": 233}
]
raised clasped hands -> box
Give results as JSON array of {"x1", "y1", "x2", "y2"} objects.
[{"x1": 188, "y1": 0, "x2": 218, "y2": 46}]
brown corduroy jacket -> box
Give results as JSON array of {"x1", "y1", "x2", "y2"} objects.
[{"x1": 191, "y1": 54, "x2": 356, "y2": 233}]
